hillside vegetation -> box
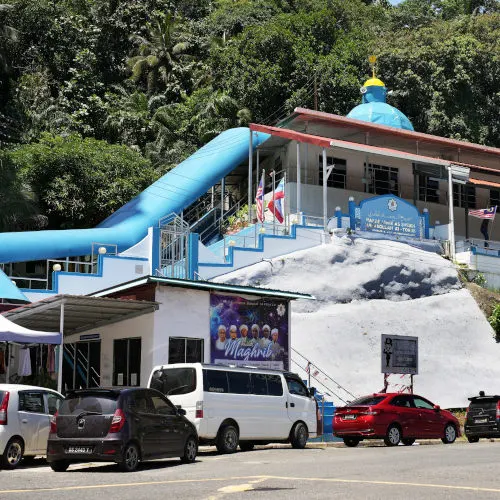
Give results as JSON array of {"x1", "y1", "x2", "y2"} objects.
[{"x1": 0, "y1": 0, "x2": 499, "y2": 231}]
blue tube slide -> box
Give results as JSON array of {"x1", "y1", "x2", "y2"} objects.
[{"x1": 0, "y1": 128, "x2": 270, "y2": 263}]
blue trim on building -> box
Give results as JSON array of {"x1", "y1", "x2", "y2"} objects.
[{"x1": 188, "y1": 233, "x2": 199, "y2": 279}]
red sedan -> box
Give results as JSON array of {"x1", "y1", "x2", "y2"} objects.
[{"x1": 333, "y1": 393, "x2": 460, "y2": 447}]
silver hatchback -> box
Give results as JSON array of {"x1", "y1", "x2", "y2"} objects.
[{"x1": 0, "y1": 384, "x2": 64, "y2": 469}]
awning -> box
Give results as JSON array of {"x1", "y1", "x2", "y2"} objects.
[
  {"x1": 3, "y1": 295, "x2": 159, "y2": 336},
  {"x1": 469, "y1": 178, "x2": 500, "y2": 189},
  {"x1": 0, "y1": 268, "x2": 29, "y2": 302},
  {"x1": 0, "y1": 314, "x2": 60, "y2": 344}
]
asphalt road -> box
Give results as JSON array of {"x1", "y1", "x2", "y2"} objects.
[{"x1": 1, "y1": 441, "x2": 499, "y2": 500}]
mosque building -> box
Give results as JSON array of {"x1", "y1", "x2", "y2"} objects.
[{"x1": 250, "y1": 57, "x2": 500, "y2": 244}]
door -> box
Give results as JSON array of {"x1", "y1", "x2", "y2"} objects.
[
  {"x1": 412, "y1": 396, "x2": 443, "y2": 437},
  {"x1": 150, "y1": 392, "x2": 186, "y2": 455},
  {"x1": 41, "y1": 391, "x2": 64, "y2": 451},
  {"x1": 18, "y1": 391, "x2": 47, "y2": 454},
  {"x1": 127, "y1": 391, "x2": 162, "y2": 458},
  {"x1": 284, "y1": 375, "x2": 317, "y2": 436},
  {"x1": 389, "y1": 395, "x2": 420, "y2": 437}
]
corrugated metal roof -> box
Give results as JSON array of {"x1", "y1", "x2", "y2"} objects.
[
  {"x1": 91, "y1": 276, "x2": 315, "y2": 301},
  {"x1": 3, "y1": 295, "x2": 158, "y2": 335}
]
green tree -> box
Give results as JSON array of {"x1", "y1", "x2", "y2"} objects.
[{"x1": 9, "y1": 134, "x2": 158, "y2": 229}]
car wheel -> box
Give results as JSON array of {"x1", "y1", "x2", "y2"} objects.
[
  {"x1": 467, "y1": 436, "x2": 480, "y2": 443},
  {"x1": 50, "y1": 460, "x2": 69, "y2": 472},
  {"x1": 384, "y1": 425, "x2": 401, "y2": 447},
  {"x1": 291, "y1": 422, "x2": 308, "y2": 449},
  {"x1": 119, "y1": 443, "x2": 140, "y2": 472},
  {"x1": 402, "y1": 438, "x2": 415, "y2": 446},
  {"x1": 216, "y1": 425, "x2": 239, "y2": 454},
  {"x1": 239, "y1": 441, "x2": 255, "y2": 452},
  {"x1": 2, "y1": 438, "x2": 24, "y2": 469},
  {"x1": 181, "y1": 435, "x2": 198, "y2": 463},
  {"x1": 343, "y1": 437, "x2": 360, "y2": 448},
  {"x1": 442, "y1": 424, "x2": 457, "y2": 444}
]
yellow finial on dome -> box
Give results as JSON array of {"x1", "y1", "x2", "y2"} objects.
[{"x1": 363, "y1": 55, "x2": 385, "y2": 87}]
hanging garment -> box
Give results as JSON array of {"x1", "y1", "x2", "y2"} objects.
[
  {"x1": 0, "y1": 349, "x2": 5, "y2": 375},
  {"x1": 18, "y1": 347, "x2": 32, "y2": 377},
  {"x1": 47, "y1": 345, "x2": 56, "y2": 373}
]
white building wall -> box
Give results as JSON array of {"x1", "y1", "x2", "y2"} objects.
[
  {"x1": 64, "y1": 312, "x2": 155, "y2": 388},
  {"x1": 152, "y1": 287, "x2": 211, "y2": 365}
]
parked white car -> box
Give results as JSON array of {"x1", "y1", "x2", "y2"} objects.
[{"x1": 0, "y1": 384, "x2": 64, "y2": 469}]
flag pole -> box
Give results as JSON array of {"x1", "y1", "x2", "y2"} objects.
[
  {"x1": 490, "y1": 206, "x2": 497, "y2": 245},
  {"x1": 272, "y1": 171, "x2": 276, "y2": 236},
  {"x1": 262, "y1": 169, "x2": 265, "y2": 232}
]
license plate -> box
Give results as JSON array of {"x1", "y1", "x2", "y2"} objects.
[
  {"x1": 66, "y1": 446, "x2": 93, "y2": 454},
  {"x1": 343, "y1": 414, "x2": 357, "y2": 420},
  {"x1": 474, "y1": 418, "x2": 488, "y2": 424}
]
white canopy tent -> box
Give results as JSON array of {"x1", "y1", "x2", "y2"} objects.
[{"x1": 0, "y1": 314, "x2": 61, "y2": 387}]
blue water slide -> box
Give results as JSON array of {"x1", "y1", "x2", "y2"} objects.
[{"x1": 0, "y1": 128, "x2": 269, "y2": 263}]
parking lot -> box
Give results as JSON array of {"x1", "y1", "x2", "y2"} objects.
[{"x1": 2, "y1": 441, "x2": 500, "y2": 500}]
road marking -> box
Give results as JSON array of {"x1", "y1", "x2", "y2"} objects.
[{"x1": 3, "y1": 475, "x2": 500, "y2": 495}]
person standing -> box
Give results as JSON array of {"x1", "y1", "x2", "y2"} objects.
[{"x1": 480, "y1": 219, "x2": 490, "y2": 248}]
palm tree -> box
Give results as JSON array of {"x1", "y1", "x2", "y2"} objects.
[{"x1": 127, "y1": 12, "x2": 193, "y2": 95}]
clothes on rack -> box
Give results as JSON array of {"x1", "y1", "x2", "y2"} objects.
[
  {"x1": 18, "y1": 347, "x2": 32, "y2": 377},
  {"x1": 47, "y1": 345, "x2": 56, "y2": 373}
]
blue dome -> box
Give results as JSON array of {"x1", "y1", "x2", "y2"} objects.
[{"x1": 347, "y1": 80, "x2": 414, "y2": 131}]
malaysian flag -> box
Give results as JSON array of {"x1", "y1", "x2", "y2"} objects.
[
  {"x1": 468, "y1": 206, "x2": 497, "y2": 219},
  {"x1": 255, "y1": 172, "x2": 265, "y2": 222}
]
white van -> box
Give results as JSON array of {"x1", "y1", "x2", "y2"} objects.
[{"x1": 147, "y1": 363, "x2": 317, "y2": 453}]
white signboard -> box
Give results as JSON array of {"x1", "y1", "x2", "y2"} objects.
[{"x1": 381, "y1": 334, "x2": 418, "y2": 375}]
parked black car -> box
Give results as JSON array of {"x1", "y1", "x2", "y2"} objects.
[
  {"x1": 47, "y1": 387, "x2": 198, "y2": 472},
  {"x1": 464, "y1": 391, "x2": 500, "y2": 443}
]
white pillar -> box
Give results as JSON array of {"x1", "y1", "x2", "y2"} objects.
[
  {"x1": 448, "y1": 166, "x2": 455, "y2": 260},
  {"x1": 322, "y1": 148, "x2": 327, "y2": 232},
  {"x1": 248, "y1": 130, "x2": 253, "y2": 224},
  {"x1": 57, "y1": 300, "x2": 65, "y2": 394},
  {"x1": 296, "y1": 142, "x2": 301, "y2": 215}
]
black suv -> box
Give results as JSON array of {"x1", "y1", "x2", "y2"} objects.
[
  {"x1": 464, "y1": 391, "x2": 500, "y2": 443},
  {"x1": 47, "y1": 387, "x2": 198, "y2": 472}
]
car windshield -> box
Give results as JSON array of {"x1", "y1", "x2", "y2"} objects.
[
  {"x1": 59, "y1": 394, "x2": 118, "y2": 416},
  {"x1": 347, "y1": 396, "x2": 386, "y2": 406},
  {"x1": 469, "y1": 399, "x2": 498, "y2": 410},
  {"x1": 150, "y1": 368, "x2": 196, "y2": 396}
]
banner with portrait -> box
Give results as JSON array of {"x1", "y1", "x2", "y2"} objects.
[{"x1": 210, "y1": 293, "x2": 289, "y2": 370}]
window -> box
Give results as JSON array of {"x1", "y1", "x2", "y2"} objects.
[
  {"x1": 318, "y1": 156, "x2": 347, "y2": 189},
  {"x1": 390, "y1": 395, "x2": 413, "y2": 408},
  {"x1": 266, "y1": 375, "x2": 284, "y2": 396},
  {"x1": 285, "y1": 376, "x2": 309, "y2": 397},
  {"x1": 203, "y1": 369, "x2": 229, "y2": 393},
  {"x1": 412, "y1": 397, "x2": 434, "y2": 410},
  {"x1": 113, "y1": 338, "x2": 141, "y2": 386},
  {"x1": 227, "y1": 372, "x2": 252, "y2": 394},
  {"x1": 19, "y1": 392, "x2": 44, "y2": 413},
  {"x1": 347, "y1": 396, "x2": 386, "y2": 407},
  {"x1": 365, "y1": 164, "x2": 399, "y2": 196},
  {"x1": 490, "y1": 190, "x2": 500, "y2": 208},
  {"x1": 128, "y1": 392, "x2": 153, "y2": 413},
  {"x1": 59, "y1": 395, "x2": 118, "y2": 415},
  {"x1": 251, "y1": 373, "x2": 268, "y2": 395},
  {"x1": 46, "y1": 393, "x2": 63, "y2": 415},
  {"x1": 418, "y1": 175, "x2": 440, "y2": 203},
  {"x1": 150, "y1": 368, "x2": 197, "y2": 396},
  {"x1": 453, "y1": 184, "x2": 476, "y2": 209},
  {"x1": 151, "y1": 394, "x2": 176, "y2": 416},
  {"x1": 169, "y1": 337, "x2": 204, "y2": 364}
]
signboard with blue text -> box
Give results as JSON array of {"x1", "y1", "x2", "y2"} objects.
[
  {"x1": 209, "y1": 293, "x2": 289, "y2": 370},
  {"x1": 357, "y1": 195, "x2": 424, "y2": 239}
]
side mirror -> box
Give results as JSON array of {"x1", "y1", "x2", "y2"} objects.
[
  {"x1": 177, "y1": 407, "x2": 187, "y2": 416},
  {"x1": 309, "y1": 387, "x2": 317, "y2": 397},
  {"x1": 434, "y1": 405, "x2": 441, "y2": 412}
]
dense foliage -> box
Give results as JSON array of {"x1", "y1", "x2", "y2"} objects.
[{"x1": 0, "y1": 0, "x2": 499, "y2": 230}]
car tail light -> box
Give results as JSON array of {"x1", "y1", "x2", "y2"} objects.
[
  {"x1": 109, "y1": 409, "x2": 126, "y2": 433},
  {"x1": 50, "y1": 411, "x2": 58, "y2": 433},
  {"x1": 496, "y1": 401, "x2": 500, "y2": 420},
  {"x1": 0, "y1": 392, "x2": 10, "y2": 425},
  {"x1": 195, "y1": 401, "x2": 203, "y2": 419}
]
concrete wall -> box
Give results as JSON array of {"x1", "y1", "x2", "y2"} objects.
[{"x1": 199, "y1": 226, "x2": 324, "y2": 279}]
